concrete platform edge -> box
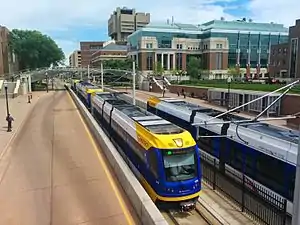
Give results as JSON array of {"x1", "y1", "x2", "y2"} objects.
[{"x1": 66, "y1": 86, "x2": 168, "y2": 225}]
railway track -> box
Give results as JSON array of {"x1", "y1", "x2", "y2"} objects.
[{"x1": 161, "y1": 206, "x2": 211, "y2": 225}]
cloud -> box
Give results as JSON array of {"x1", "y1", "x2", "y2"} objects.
[
  {"x1": 247, "y1": 0, "x2": 299, "y2": 26},
  {"x1": 0, "y1": 0, "x2": 299, "y2": 58}
]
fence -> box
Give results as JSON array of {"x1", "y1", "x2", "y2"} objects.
[{"x1": 200, "y1": 152, "x2": 291, "y2": 225}]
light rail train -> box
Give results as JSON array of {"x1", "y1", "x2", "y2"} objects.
[
  {"x1": 71, "y1": 81, "x2": 202, "y2": 211},
  {"x1": 75, "y1": 81, "x2": 103, "y2": 108},
  {"x1": 147, "y1": 97, "x2": 298, "y2": 215}
]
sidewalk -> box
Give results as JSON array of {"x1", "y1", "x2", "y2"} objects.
[{"x1": 0, "y1": 92, "x2": 47, "y2": 155}]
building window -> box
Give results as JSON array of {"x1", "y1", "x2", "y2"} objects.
[
  {"x1": 176, "y1": 53, "x2": 182, "y2": 70},
  {"x1": 290, "y1": 38, "x2": 298, "y2": 78},
  {"x1": 146, "y1": 43, "x2": 153, "y2": 49},
  {"x1": 176, "y1": 44, "x2": 182, "y2": 49},
  {"x1": 146, "y1": 53, "x2": 153, "y2": 70},
  {"x1": 215, "y1": 53, "x2": 223, "y2": 70}
]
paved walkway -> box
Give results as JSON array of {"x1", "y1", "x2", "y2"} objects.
[
  {"x1": 0, "y1": 91, "x2": 139, "y2": 225},
  {"x1": 0, "y1": 92, "x2": 45, "y2": 154}
]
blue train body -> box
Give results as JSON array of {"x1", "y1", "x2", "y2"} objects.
[{"x1": 147, "y1": 97, "x2": 297, "y2": 206}]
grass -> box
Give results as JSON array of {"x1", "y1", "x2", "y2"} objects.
[{"x1": 175, "y1": 80, "x2": 300, "y2": 94}]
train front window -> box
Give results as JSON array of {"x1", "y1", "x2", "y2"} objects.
[{"x1": 162, "y1": 148, "x2": 197, "y2": 182}]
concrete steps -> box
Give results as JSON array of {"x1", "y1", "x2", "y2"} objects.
[{"x1": 0, "y1": 80, "x2": 19, "y2": 98}]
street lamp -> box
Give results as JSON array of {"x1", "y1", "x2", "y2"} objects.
[
  {"x1": 4, "y1": 81, "x2": 9, "y2": 116},
  {"x1": 45, "y1": 72, "x2": 49, "y2": 93},
  {"x1": 4, "y1": 81, "x2": 11, "y2": 132},
  {"x1": 227, "y1": 77, "x2": 232, "y2": 111}
]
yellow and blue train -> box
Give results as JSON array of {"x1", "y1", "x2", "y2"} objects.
[
  {"x1": 72, "y1": 80, "x2": 103, "y2": 108},
  {"x1": 89, "y1": 92, "x2": 202, "y2": 211}
]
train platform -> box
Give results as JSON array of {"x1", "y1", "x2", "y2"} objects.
[
  {"x1": 117, "y1": 89, "x2": 256, "y2": 225},
  {"x1": 0, "y1": 90, "x2": 139, "y2": 225}
]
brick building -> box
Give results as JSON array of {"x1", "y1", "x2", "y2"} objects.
[
  {"x1": 127, "y1": 19, "x2": 288, "y2": 78},
  {"x1": 80, "y1": 41, "x2": 104, "y2": 67},
  {"x1": 269, "y1": 43, "x2": 289, "y2": 77},
  {"x1": 91, "y1": 41, "x2": 128, "y2": 67},
  {"x1": 269, "y1": 19, "x2": 300, "y2": 79}
]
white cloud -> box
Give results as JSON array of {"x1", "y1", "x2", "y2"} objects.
[
  {"x1": 248, "y1": 0, "x2": 300, "y2": 26},
  {"x1": 1, "y1": 0, "x2": 299, "y2": 58}
]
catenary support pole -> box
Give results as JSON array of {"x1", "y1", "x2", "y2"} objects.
[
  {"x1": 132, "y1": 61, "x2": 136, "y2": 105},
  {"x1": 101, "y1": 62, "x2": 104, "y2": 90},
  {"x1": 292, "y1": 126, "x2": 300, "y2": 225}
]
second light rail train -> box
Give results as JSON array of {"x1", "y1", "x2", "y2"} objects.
[{"x1": 147, "y1": 96, "x2": 298, "y2": 215}]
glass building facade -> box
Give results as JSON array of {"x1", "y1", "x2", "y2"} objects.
[
  {"x1": 208, "y1": 32, "x2": 288, "y2": 67},
  {"x1": 127, "y1": 20, "x2": 289, "y2": 71}
]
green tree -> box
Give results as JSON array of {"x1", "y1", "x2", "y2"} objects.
[
  {"x1": 102, "y1": 59, "x2": 134, "y2": 70},
  {"x1": 153, "y1": 62, "x2": 164, "y2": 76},
  {"x1": 186, "y1": 56, "x2": 202, "y2": 79},
  {"x1": 227, "y1": 66, "x2": 240, "y2": 78},
  {"x1": 9, "y1": 29, "x2": 65, "y2": 70}
]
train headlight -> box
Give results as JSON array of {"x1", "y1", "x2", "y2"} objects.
[{"x1": 167, "y1": 188, "x2": 174, "y2": 193}]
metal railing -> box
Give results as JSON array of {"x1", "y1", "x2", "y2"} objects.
[{"x1": 201, "y1": 152, "x2": 291, "y2": 225}]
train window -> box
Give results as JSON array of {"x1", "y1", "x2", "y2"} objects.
[
  {"x1": 198, "y1": 128, "x2": 214, "y2": 155},
  {"x1": 162, "y1": 147, "x2": 197, "y2": 182},
  {"x1": 228, "y1": 143, "x2": 243, "y2": 171},
  {"x1": 148, "y1": 150, "x2": 159, "y2": 178},
  {"x1": 244, "y1": 148, "x2": 254, "y2": 176},
  {"x1": 256, "y1": 152, "x2": 285, "y2": 192}
]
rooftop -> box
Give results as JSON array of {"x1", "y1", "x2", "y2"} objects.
[
  {"x1": 162, "y1": 98, "x2": 299, "y2": 143},
  {"x1": 128, "y1": 19, "x2": 288, "y2": 38}
]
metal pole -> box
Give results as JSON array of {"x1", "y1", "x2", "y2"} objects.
[
  {"x1": 87, "y1": 65, "x2": 90, "y2": 80},
  {"x1": 227, "y1": 82, "x2": 230, "y2": 110},
  {"x1": 101, "y1": 62, "x2": 104, "y2": 90},
  {"x1": 5, "y1": 86, "x2": 9, "y2": 116},
  {"x1": 46, "y1": 74, "x2": 49, "y2": 93},
  {"x1": 206, "y1": 79, "x2": 299, "y2": 122},
  {"x1": 292, "y1": 126, "x2": 300, "y2": 225},
  {"x1": 28, "y1": 74, "x2": 32, "y2": 93},
  {"x1": 132, "y1": 61, "x2": 136, "y2": 105}
]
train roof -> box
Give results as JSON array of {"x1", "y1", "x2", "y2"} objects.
[
  {"x1": 159, "y1": 98, "x2": 299, "y2": 144},
  {"x1": 95, "y1": 94, "x2": 184, "y2": 135}
]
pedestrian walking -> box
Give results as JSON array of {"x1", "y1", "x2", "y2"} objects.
[
  {"x1": 162, "y1": 85, "x2": 166, "y2": 97},
  {"x1": 6, "y1": 114, "x2": 14, "y2": 132}
]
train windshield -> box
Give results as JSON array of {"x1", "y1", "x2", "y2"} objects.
[{"x1": 162, "y1": 147, "x2": 197, "y2": 182}]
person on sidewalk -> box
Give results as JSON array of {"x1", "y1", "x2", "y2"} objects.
[
  {"x1": 6, "y1": 114, "x2": 14, "y2": 132},
  {"x1": 162, "y1": 85, "x2": 166, "y2": 97}
]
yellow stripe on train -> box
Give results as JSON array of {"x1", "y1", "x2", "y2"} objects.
[
  {"x1": 147, "y1": 96, "x2": 161, "y2": 107},
  {"x1": 135, "y1": 122, "x2": 196, "y2": 150},
  {"x1": 141, "y1": 176, "x2": 201, "y2": 202},
  {"x1": 86, "y1": 89, "x2": 103, "y2": 95}
]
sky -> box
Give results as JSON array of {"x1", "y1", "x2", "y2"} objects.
[{"x1": 0, "y1": 0, "x2": 299, "y2": 62}]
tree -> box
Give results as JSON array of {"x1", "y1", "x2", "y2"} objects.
[
  {"x1": 9, "y1": 29, "x2": 65, "y2": 70},
  {"x1": 153, "y1": 62, "x2": 164, "y2": 76},
  {"x1": 186, "y1": 56, "x2": 202, "y2": 79},
  {"x1": 101, "y1": 59, "x2": 134, "y2": 70},
  {"x1": 227, "y1": 66, "x2": 240, "y2": 78}
]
